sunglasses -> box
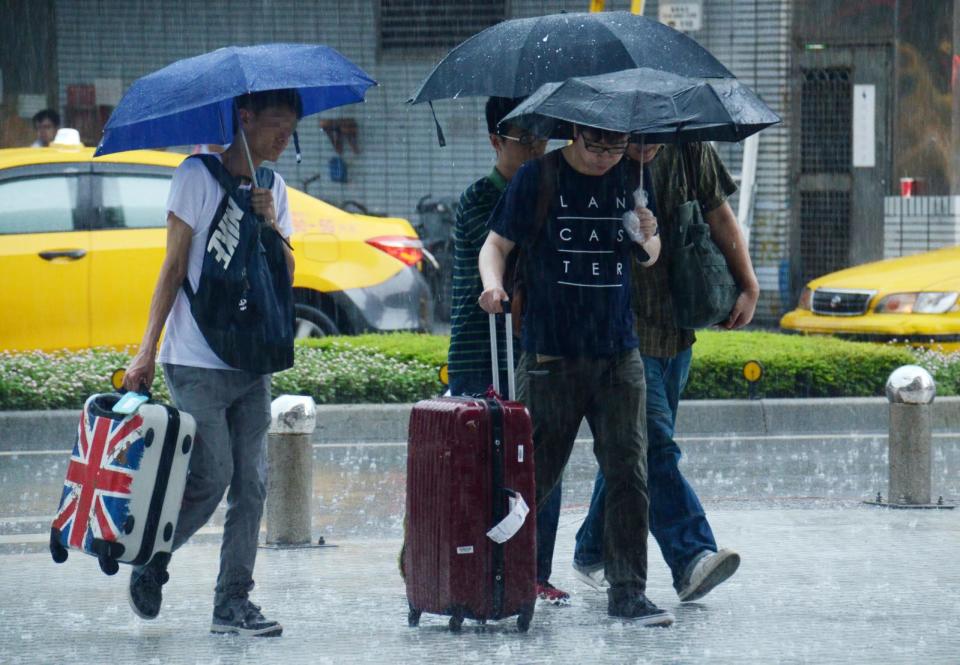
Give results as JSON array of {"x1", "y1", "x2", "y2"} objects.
[{"x1": 497, "y1": 133, "x2": 547, "y2": 146}]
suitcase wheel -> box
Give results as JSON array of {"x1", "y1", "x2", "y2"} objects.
[
  {"x1": 407, "y1": 605, "x2": 421, "y2": 628},
  {"x1": 517, "y1": 602, "x2": 534, "y2": 633},
  {"x1": 448, "y1": 614, "x2": 464, "y2": 632},
  {"x1": 98, "y1": 555, "x2": 120, "y2": 576},
  {"x1": 49, "y1": 530, "x2": 68, "y2": 564}
]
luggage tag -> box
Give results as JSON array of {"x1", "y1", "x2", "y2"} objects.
[
  {"x1": 485, "y1": 490, "x2": 530, "y2": 544},
  {"x1": 109, "y1": 371, "x2": 150, "y2": 415},
  {"x1": 112, "y1": 391, "x2": 149, "y2": 415}
]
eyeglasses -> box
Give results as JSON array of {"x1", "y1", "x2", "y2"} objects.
[
  {"x1": 498, "y1": 133, "x2": 547, "y2": 146},
  {"x1": 581, "y1": 137, "x2": 629, "y2": 155}
]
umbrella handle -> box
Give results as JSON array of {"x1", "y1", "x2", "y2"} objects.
[
  {"x1": 238, "y1": 126, "x2": 259, "y2": 189},
  {"x1": 236, "y1": 122, "x2": 292, "y2": 251}
]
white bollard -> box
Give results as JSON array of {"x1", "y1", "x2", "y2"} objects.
[{"x1": 266, "y1": 395, "x2": 317, "y2": 545}]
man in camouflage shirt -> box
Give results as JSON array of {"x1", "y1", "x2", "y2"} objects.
[{"x1": 571, "y1": 141, "x2": 759, "y2": 603}]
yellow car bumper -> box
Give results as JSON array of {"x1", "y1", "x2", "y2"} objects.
[{"x1": 780, "y1": 309, "x2": 960, "y2": 352}]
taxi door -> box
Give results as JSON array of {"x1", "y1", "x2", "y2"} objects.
[
  {"x1": 88, "y1": 164, "x2": 174, "y2": 348},
  {"x1": 0, "y1": 164, "x2": 93, "y2": 351}
]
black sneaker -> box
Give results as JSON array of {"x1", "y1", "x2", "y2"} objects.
[
  {"x1": 127, "y1": 555, "x2": 170, "y2": 620},
  {"x1": 607, "y1": 587, "x2": 674, "y2": 626},
  {"x1": 211, "y1": 599, "x2": 283, "y2": 637}
]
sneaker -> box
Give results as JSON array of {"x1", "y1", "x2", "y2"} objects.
[
  {"x1": 607, "y1": 587, "x2": 674, "y2": 626},
  {"x1": 211, "y1": 599, "x2": 283, "y2": 637},
  {"x1": 676, "y1": 549, "x2": 741, "y2": 602},
  {"x1": 571, "y1": 561, "x2": 609, "y2": 590},
  {"x1": 127, "y1": 556, "x2": 170, "y2": 620},
  {"x1": 536, "y1": 581, "x2": 571, "y2": 606}
]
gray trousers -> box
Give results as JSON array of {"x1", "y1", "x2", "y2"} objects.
[{"x1": 162, "y1": 363, "x2": 271, "y2": 603}]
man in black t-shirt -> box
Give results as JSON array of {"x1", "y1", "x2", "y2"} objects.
[{"x1": 478, "y1": 125, "x2": 672, "y2": 626}]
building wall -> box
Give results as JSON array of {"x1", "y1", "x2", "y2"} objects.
[
  {"x1": 53, "y1": 0, "x2": 793, "y2": 322},
  {"x1": 677, "y1": 0, "x2": 793, "y2": 321},
  {"x1": 0, "y1": 0, "x2": 58, "y2": 146}
]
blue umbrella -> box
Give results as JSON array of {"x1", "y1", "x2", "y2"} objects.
[{"x1": 94, "y1": 43, "x2": 377, "y2": 159}]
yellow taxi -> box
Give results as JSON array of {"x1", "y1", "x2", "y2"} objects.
[
  {"x1": 0, "y1": 143, "x2": 431, "y2": 351},
  {"x1": 780, "y1": 246, "x2": 960, "y2": 351}
]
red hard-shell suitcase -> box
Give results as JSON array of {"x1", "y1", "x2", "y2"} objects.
[
  {"x1": 404, "y1": 307, "x2": 537, "y2": 632},
  {"x1": 49, "y1": 392, "x2": 195, "y2": 576}
]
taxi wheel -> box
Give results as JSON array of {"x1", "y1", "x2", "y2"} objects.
[{"x1": 294, "y1": 304, "x2": 339, "y2": 338}]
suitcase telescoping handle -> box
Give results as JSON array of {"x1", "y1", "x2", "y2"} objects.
[{"x1": 488, "y1": 300, "x2": 516, "y2": 400}]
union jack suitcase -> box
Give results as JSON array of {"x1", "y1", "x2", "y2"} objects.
[
  {"x1": 404, "y1": 306, "x2": 537, "y2": 632},
  {"x1": 49, "y1": 392, "x2": 195, "y2": 575}
]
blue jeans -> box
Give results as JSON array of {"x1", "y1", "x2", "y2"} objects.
[
  {"x1": 448, "y1": 370, "x2": 562, "y2": 584},
  {"x1": 572, "y1": 348, "x2": 717, "y2": 586}
]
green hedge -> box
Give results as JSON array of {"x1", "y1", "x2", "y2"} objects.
[
  {"x1": 272, "y1": 343, "x2": 440, "y2": 404},
  {"x1": 299, "y1": 334, "x2": 449, "y2": 367},
  {"x1": 685, "y1": 331, "x2": 919, "y2": 399},
  {"x1": 0, "y1": 332, "x2": 954, "y2": 410}
]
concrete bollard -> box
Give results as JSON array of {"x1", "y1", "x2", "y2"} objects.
[
  {"x1": 266, "y1": 395, "x2": 317, "y2": 545},
  {"x1": 873, "y1": 365, "x2": 950, "y2": 508}
]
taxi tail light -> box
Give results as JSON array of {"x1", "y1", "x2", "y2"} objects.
[{"x1": 366, "y1": 236, "x2": 424, "y2": 267}]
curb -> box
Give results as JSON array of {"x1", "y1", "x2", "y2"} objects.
[{"x1": 3, "y1": 396, "x2": 960, "y2": 451}]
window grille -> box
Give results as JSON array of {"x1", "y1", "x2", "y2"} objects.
[
  {"x1": 800, "y1": 68, "x2": 852, "y2": 175},
  {"x1": 800, "y1": 191, "x2": 851, "y2": 288},
  {"x1": 378, "y1": 0, "x2": 507, "y2": 54}
]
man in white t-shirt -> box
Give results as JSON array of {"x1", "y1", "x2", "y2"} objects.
[{"x1": 122, "y1": 89, "x2": 299, "y2": 637}]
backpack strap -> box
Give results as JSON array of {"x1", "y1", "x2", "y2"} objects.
[
  {"x1": 193, "y1": 154, "x2": 238, "y2": 194},
  {"x1": 679, "y1": 143, "x2": 702, "y2": 209},
  {"x1": 505, "y1": 150, "x2": 560, "y2": 336},
  {"x1": 530, "y1": 149, "x2": 560, "y2": 248},
  {"x1": 192, "y1": 154, "x2": 275, "y2": 197}
]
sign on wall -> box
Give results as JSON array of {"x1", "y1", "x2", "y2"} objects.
[
  {"x1": 852, "y1": 84, "x2": 876, "y2": 168},
  {"x1": 659, "y1": 1, "x2": 703, "y2": 32}
]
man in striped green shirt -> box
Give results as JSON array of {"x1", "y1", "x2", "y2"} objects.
[
  {"x1": 446, "y1": 97, "x2": 571, "y2": 605},
  {"x1": 447, "y1": 97, "x2": 546, "y2": 394}
]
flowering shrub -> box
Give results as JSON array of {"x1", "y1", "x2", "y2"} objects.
[
  {"x1": 0, "y1": 347, "x2": 171, "y2": 410},
  {"x1": 910, "y1": 347, "x2": 960, "y2": 396},
  {"x1": 0, "y1": 342, "x2": 440, "y2": 410}
]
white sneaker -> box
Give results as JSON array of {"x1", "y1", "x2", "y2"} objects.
[
  {"x1": 677, "y1": 549, "x2": 741, "y2": 602},
  {"x1": 572, "y1": 561, "x2": 609, "y2": 590}
]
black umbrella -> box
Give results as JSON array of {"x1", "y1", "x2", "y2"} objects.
[
  {"x1": 499, "y1": 68, "x2": 781, "y2": 143},
  {"x1": 409, "y1": 11, "x2": 734, "y2": 105}
]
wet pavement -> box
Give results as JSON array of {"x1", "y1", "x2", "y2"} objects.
[{"x1": 1, "y1": 433, "x2": 959, "y2": 664}]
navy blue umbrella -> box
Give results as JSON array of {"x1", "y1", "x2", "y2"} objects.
[
  {"x1": 409, "y1": 12, "x2": 733, "y2": 104},
  {"x1": 95, "y1": 43, "x2": 376, "y2": 157},
  {"x1": 499, "y1": 68, "x2": 780, "y2": 143}
]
